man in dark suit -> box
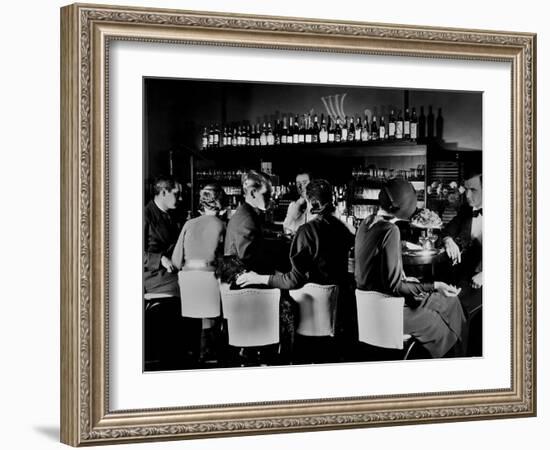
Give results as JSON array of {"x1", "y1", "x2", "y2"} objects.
[
  {"x1": 441, "y1": 167, "x2": 483, "y2": 355},
  {"x1": 224, "y1": 170, "x2": 274, "y2": 274},
  {"x1": 143, "y1": 176, "x2": 183, "y2": 296}
]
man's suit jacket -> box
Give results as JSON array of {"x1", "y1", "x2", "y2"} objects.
[
  {"x1": 442, "y1": 205, "x2": 482, "y2": 280},
  {"x1": 224, "y1": 202, "x2": 273, "y2": 274}
]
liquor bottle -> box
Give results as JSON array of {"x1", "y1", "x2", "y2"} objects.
[
  {"x1": 274, "y1": 119, "x2": 281, "y2": 145},
  {"x1": 328, "y1": 116, "x2": 335, "y2": 143},
  {"x1": 371, "y1": 115, "x2": 379, "y2": 140},
  {"x1": 404, "y1": 108, "x2": 411, "y2": 139},
  {"x1": 312, "y1": 114, "x2": 320, "y2": 144},
  {"x1": 354, "y1": 116, "x2": 362, "y2": 141},
  {"x1": 297, "y1": 115, "x2": 304, "y2": 144},
  {"x1": 379, "y1": 116, "x2": 386, "y2": 140},
  {"x1": 396, "y1": 110, "x2": 404, "y2": 139},
  {"x1": 238, "y1": 126, "x2": 245, "y2": 146},
  {"x1": 244, "y1": 124, "x2": 254, "y2": 147},
  {"x1": 260, "y1": 122, "x2": 268, "y2": 146},
  {"x1": 410, "y1": 108, "x2": 418, "y2": 140},
  {"x1": 208, "y1": 124, "x2": 215, "y2": 147},
  {"x1": 334, "y1": 117, "x2": 342, "y2": 143},
  {"x1": 341, "y1": 116, "x2": 348, "y2": 142},
  {"x1": 319, "y1": 114, "x2": 328, "y2": 143},
  {"x1": 293, "y1": 115, "x2": 300, "y2": 144},
  {"x1": 436, "y1": 107, "x2": 444, "y2": 139},
  {"x1": 305, "y1": 114, "x2": 313, "y2": 144},
  {"x1": 348, "y1": 116, "x2": 355, "y2": 142},
  {"x1": 231, "y1": 127, "x2": 238, "y2": 147},
  {"x1": 427, "y1": 105, "x2": 435, "y2": 138},
  {"x1": 281, "y1": 116, "x2": 288, "y2": 144},
  {"x1": 267, "y1": 122, "x2": 275, "y2": 145},
  {"x1": 201, "y1": 126, "x2": 209, "y2": 150},
  {"x1": 213, "y1": 123, "x2": 220, "y2": 147},
  {"x1": 388, "y1": 110, "x2": 396, "y2": 139},
  {"x1": 418, "y1": 106, "x2": 426, "y2": 140},
  {"x1": 361, "y1": 115, "x2": 370, "y2": 141},
  {"x1": 219, "y1": 126, "x2": 226, "y2": 147}
]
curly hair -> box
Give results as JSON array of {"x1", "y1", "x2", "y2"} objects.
[{"x1": 199, "y1": 183, "x2": 226, "y2": 212}]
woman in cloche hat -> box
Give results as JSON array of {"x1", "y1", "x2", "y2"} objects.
[{"x1": 354, "y1": 179, "x2": 466, "y2": 358}]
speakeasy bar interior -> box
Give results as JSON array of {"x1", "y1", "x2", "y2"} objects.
[{"x1": 143, "y1": 77, "x2": 483, "y2": 371}]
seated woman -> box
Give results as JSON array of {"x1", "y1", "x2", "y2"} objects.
[
  {"x1": 354, "y1": 179, "x2": 466, "y2": 358},
  {"x1": 236, "y1": 178, "x2": 353, "y2": 291},
  {"x1": 236, "y1": 179, "x2": 355, "y2": 363},
  {"x1": 171, "y1": 184, "x2": 226, "y2": 363}
]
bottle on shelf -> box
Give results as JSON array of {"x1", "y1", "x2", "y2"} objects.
[
  {"x1": 312, "y1": 114, "x2": 320, "y2": 144},
  {"x1": 208, "y1": 124, "x2": 215, "y2": 147},
  {"x1": 418, "y1": 106, "x2": 426, "y2": 140},
  {"x1": 201, "y1": 126, "x2": 209, "y2": 150},
  {"x1": 347, "y1": 116, "x2": 355, "y2": 142},
  {"x1": 213, "y1": 124, "x2": 220, "y2": 147},
  {"x1": 260, "y1": 122, "x2": 268, "y2": 146},
  {"x1": 328, "y1": 116, "x2": 335, "y2": 143},
  {"x1": 361, "y1": 115, "x2": 370, "y2": 141},
  {"x1": 388, "y1": 109, "x2": 396, "y2": 139},
  {"x1": 231, "y1": 127, "x2": 238, "y2": 147},
  {"x1": 281, "y1": 116, "x2": 288, "y2": 144},
  {"x1": 244, "y1": 123, "x2": 253, "y2": 146},
  {"x1": 427, "y1": 105, "x2": 435, "y2": 138},
  {"x1": 305, "y1": 114, "x2": 313, "y2": 144},
  {"x1": 395, "y1": 110, "x2": 404, "y2": 139},
  {"x1": 299, "y1": 115, "x2": 306, "y2": 144},
  {"x1": 267, "y1": 122, "x2": 275, "y2": 145},
  {"x1": 334, "y1": 117, "x2": 342, "y2": 143},
  {"x1": 319, "y1": 114, "x2": 328, "y2": 143},
  {"x1": 371, "y1": 115, "x2": 379, "y2": 140},
  {"x1": 354, "y1": 116, "x2": 362, "y2": 141},
  {"x1": 410, "y1": 108, "x2": 418, "y2": 141},
  {"x1": 274, "y1": 120, "x2": 281, "y2": 145},
  {"x1": 292, "y1": 115, "x2": 300, "y2": 144},
  {"x1": 341, "y1": 116, "x2": 349, "y2": 142},
  {"x1": 404, "y1": 108, "x2": 411, "y2": 139},
  {"x1": 379, "y1": 116, "x2": 386, "y2": 140}
]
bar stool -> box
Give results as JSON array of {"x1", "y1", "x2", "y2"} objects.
[
  {"x1": 355, "y1": 290, "x2": 417, "y2": 360},
  {"x1": 220, "y1": 284, "x2": 280, "y2": 366},
  {"x1": 289, "y1": 283, "x2": 339, "y2": 363},
  {"x1": 178, "y1": 270, "x2": 222, "y2": 365},
  {"x1": 144, "y1": 292, "x2": 182, "y2": 370}
]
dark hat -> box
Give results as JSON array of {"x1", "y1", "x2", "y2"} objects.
[{"x1": 379, "y1": 179, "x2": 417, "y2": 220}]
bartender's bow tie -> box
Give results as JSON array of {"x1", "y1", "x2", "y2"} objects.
[{"x1": 472, "y1": 208, "x2": 483, "y2": 217}]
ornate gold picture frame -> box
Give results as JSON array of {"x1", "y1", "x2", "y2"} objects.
[{"x1": 60, "y1": 3, "x2": 536, "y2": 446}]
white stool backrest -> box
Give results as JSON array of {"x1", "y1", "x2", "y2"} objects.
[
  {"x1": 220, "y1": 286, "x2": 280, "y2": 347},
  {"x1": 144, "y1": 292, "x2": 174, "y2": 300},
  {"x1": 289, "y1": 283, "x2": 339, "y2": 337},
  {"x1": 355, "y1": 290, "x2": 405, "y2": 350},
  {"x1": 178, "y1": 271, "x2": 221, "y2": 318}
]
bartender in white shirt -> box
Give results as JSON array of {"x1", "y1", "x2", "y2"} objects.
[{"x1": 283, "y1": 170, "x2": 316, "y2": 234}]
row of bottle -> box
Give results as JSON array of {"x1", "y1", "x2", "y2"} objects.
[
  {"x1": 200, "y1": 106, "x2": 442, "y2": 150},
  {"x1": 351, "y1": 164, "x2": 425, "y2": 182}
]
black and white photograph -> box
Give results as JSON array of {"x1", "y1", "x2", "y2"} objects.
[{"x1": 143, "y1": 78, "x2": 483, "y2": 371}]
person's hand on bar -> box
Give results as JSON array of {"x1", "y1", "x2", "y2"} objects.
[
  {"x1": 442, "y1": 236, "x2": 461, "y2": 265},
  {"x1": 236, "y1": 271, "x2": 270, "y2": 287}
]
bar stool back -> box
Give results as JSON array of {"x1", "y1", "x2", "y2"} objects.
[
  {"x1": 289, "y1": 283, "x2": 339, "y2": 337},
  {"x1": 355, "y1": 290, "x2": 416, "y2": 359},
  {"x1": 220, "y1": 286, "x2": 280, "y2": 347},
  {"x1": 178, "y1": 271, "x2": 221, "y2": 318}
]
